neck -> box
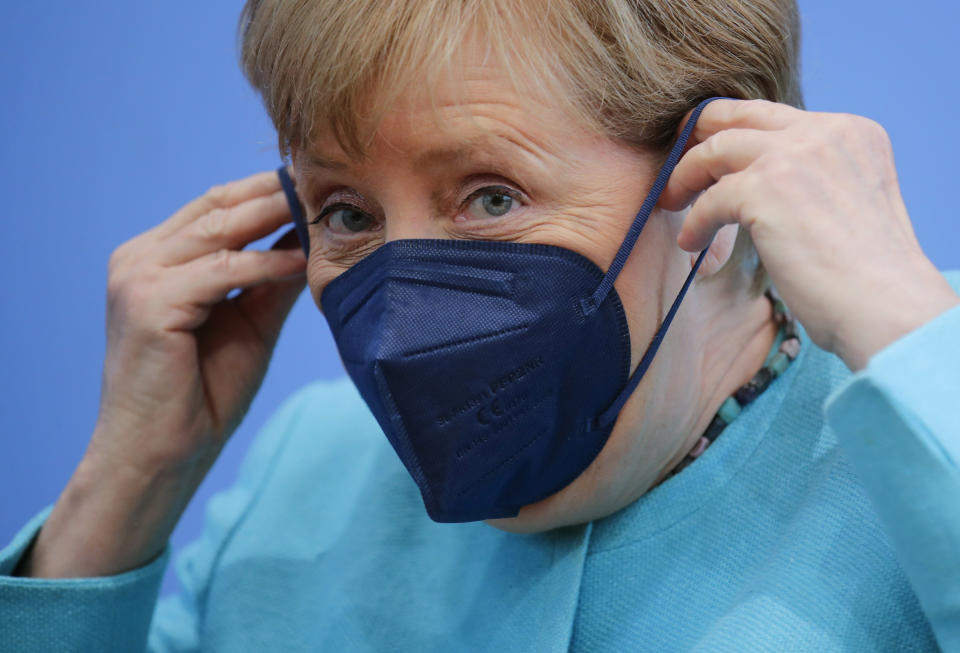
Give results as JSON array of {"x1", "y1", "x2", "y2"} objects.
[{"x1": 653, "y1": 273, "x2": 777, "y2": 485}]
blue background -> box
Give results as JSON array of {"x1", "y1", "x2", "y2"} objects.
[{"x1": 1, "y1": 2, "x2": 957, "y2": 597}]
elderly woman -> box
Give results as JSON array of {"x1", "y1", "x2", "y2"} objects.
[{"x1": 2, "y1": 0, "x2": 958, "y2": 650}]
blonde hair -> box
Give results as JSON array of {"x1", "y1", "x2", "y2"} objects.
[{"x1": 239, "y1": 0, "x2": 803, "y2": 290}]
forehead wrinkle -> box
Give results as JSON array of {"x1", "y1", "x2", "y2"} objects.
[
  {"x1": 296, "y1": 84, "x2": 583, "y2": 198},
  {"x1": 421, "y1": 102, "x2": 581, "y2": 187},
  {"x1": 460, "y1": 115, "x2": 579, "y2": 187},
  {"x1": 418, "y1": 134, "x2": 555, "y2": 198}
]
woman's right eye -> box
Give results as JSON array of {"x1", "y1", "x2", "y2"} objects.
[{"x1": 311, "y1": 204, "x2": 378, "y2": 235}]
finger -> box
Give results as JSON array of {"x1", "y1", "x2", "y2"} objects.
[
  {"x1": 197, "y1": 266, "x2": 306, "y2": 419},
  {"x1": 159, "y1": 190, "x2": 291, "y2": 265},
  {"x1": 677, "y1": 171, "x2": 759, "y2": 252},
  {"x1": 268, "y1": 225, "x2": 303, "y2": 257},
  {"x1": 149, "y1": 170, "x2": 284, "y2": 241},
  {"x1": 659, "y1": 128, "x2": 774, "y2": 212},
  {"x1": 205, "y1": 230, "x2": 305, "y2": 386},
  {"x1": 229, "y1": 269, "x2": 305, "y2": 354},
  {"x1": 687, "y1": 99, "x2": 800, "y2": 144},
  {"x1": 113, "y1": 171, "x2": 286, "y2": 269},
  {"x1": 168, "y1": 246, "x2": 306, "y2": 311}
]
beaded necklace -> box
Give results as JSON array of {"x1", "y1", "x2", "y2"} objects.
[{"x1": 669, "y1": 288, "x2": 800, "y2": 478}]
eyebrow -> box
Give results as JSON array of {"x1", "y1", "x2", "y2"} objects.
[
  {"x1": 413, "y1": 138, "x2": 503, "y2": 169},
  {"x1": 301, "y1": 134, "x2": 510, "y2": 172},
  {"x1": 301, "y1": 152, "x2": 348, "y2": 171}
]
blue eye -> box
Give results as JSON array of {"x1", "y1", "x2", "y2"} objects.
[
  {"x1": 315, "y1": 204, "x2": 376, "y2": 235},
  {"x1": 466, "y1": 189, "x2": 517, "y2": 220}
]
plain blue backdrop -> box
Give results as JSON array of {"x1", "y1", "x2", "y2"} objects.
[{"x1": 1, "y1": 2, "x2": 957, "y2": 598}]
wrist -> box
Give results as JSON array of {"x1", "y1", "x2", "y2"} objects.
[
  {"x1": 835, "y1": 271, "x2": 960, "y2": 372},
  {"x1": 22, "y1": 451, "x2": 205, "y2": 578}
]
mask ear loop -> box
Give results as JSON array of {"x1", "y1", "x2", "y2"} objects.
[
  {"x1": 585, "y1": 96, "x2": 730, "y2": 431},
  {"x1": 277, "y1": 166, "x2": 311, "y2": 259}
]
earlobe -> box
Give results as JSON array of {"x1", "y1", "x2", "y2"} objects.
[{"x1": 693, "y1": 224, "x2": 739, "y2": 277}]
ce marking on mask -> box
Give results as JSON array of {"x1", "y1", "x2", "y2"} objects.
[{"x1": 434, "y1": 355, "x2": 546, "y2": 450}]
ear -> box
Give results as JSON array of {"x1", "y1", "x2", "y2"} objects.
[{"x1": 692, "y1": 223, "x2": 739, "y2": 277}]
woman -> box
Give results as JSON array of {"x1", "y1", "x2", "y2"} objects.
[{"x1": 2, "y1": 0, "x2": 958, "y2": 650}]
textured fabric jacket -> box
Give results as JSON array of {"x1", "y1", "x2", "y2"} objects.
[{"x1": 2, "y1": 274, "x2": 959, "y2": 652}]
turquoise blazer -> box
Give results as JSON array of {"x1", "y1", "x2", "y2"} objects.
[{"x1": 3, "y1": 274, "x2": 959, "y2": 652}]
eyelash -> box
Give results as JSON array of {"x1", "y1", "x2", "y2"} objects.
[
  {"x1": 460, "y1": 185, "x2": 522, "y2": 217},
  {"x1": 308, "y1": 184, "x2": 525, "y2": 228},
  {"x1": 309, "y1": 202, "x2": 370, "y2": 226}
]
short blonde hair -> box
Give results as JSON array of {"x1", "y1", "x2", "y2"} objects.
[{"x1": 239, "y1": 0, "x2": 803, "y2": 290}]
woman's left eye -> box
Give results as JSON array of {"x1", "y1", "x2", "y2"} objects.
[{"x1": 464, "y1": 188, "x2": 520, "y2": 220}]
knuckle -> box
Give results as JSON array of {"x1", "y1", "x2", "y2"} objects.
[
  {"x1": 754, "y1": 152, "x2": 790, "y2": 178},
  {"x1": 122, "y1": 281, "x2": 152, "y2": 309},
  {"x1": 110, "y1": 266, "x2": 158, "y2": 312},
  {"x1": 862, "y1": 117, "x2": 891, "y2": 144},
  {"x1": 834, "y1": 113, "x2": 867, "y2": 138},
  {"x1": 106, "y1": 271, "x2": 125, "y2": 299},
  {"x1": 826, "y1": 113, "x2": 853, "y2": 133},
  {"x1": 733, "y1": 98, "x2": 767, "y2": 122},
  {"x1": 107, "y1": 243, "x2": 138, "y2": 293},
  {"x1": 695, "y1": 180, "x2": 725, "y2": 218},
  {"x1": 696, "y1": 139, "x2": 716, "y2": 167},
  {"x1": 736, "y1": 176, "x2": 765, "y2": 230},
  {"x1": 210, "y1": 248, "x2": 237, "y2": 273},
  {"x1": 200, "y1": 207, "x2": 230, "y2": 240},
  {"x1": 107, "y1": 244, "x2": 128, "y2": 275},
  {"x1": 699, "y1": 178, "x2": 722, "y2": 203},
  {"x1": 203, "y1": 182, "x2": 232, "y2": 208},
  {"x1": 845, "y1": 114, "x2": 868, "y2": 132},
  {"x1": 741, "y1": 98, "x2": 769, "y2": 111},
  {"x1": 740, "y1": 171, "x2": 767, "y2": 204},
  {"x1": 702, "y1": 132, "x2": 725, "y2": 162},
  {"x1": 832, "y1": 114, "x2": 891, "y2": 151}
]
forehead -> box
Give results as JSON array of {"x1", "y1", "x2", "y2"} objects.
[{"x1": 298, "y1": 40, "x2": 597, "y2": 170}]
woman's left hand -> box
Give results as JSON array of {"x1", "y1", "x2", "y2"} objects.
[{"x1": 660, "y1": 99, "x2": 960, "y2": 371}]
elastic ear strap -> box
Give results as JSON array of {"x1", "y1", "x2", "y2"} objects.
[
  {"x1": 582, "y1": 96, "x2": 726, "y2": 314},
  {"x1": 588, "y1": 96, "x2": 732, "y2": 429},
  {"x1": 277, "y1": 166, "x2": 311, "y2": 258},
  {"x1": 592, "y1": 246, "x2": 711, "y2": 430}
]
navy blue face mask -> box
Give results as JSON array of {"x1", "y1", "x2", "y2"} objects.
[{"x1": 278, "y1": 97, "x2": 721, "y2": 523}]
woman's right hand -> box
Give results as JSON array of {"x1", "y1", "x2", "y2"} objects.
[{"x1": 19, "y1": 170, "x2": 306, "y2": 578}]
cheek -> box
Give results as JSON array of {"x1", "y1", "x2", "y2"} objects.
[
  {"x1": 526, "y1": 206, "x2": 631, "y2": 271},
  {"x1": 306, "y1": 254, "x2": 350, "y2": 308},
  {"x1": 532, "y1": 168, "x2": 653, "y2": 272}
]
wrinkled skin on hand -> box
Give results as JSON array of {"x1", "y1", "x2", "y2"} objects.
[
  {"x1": 23, "y1": 170, "x2": 306, "y2": 578},
  {"x1": 660, "y1": 99, "x2": 960, "y2": 371}
]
